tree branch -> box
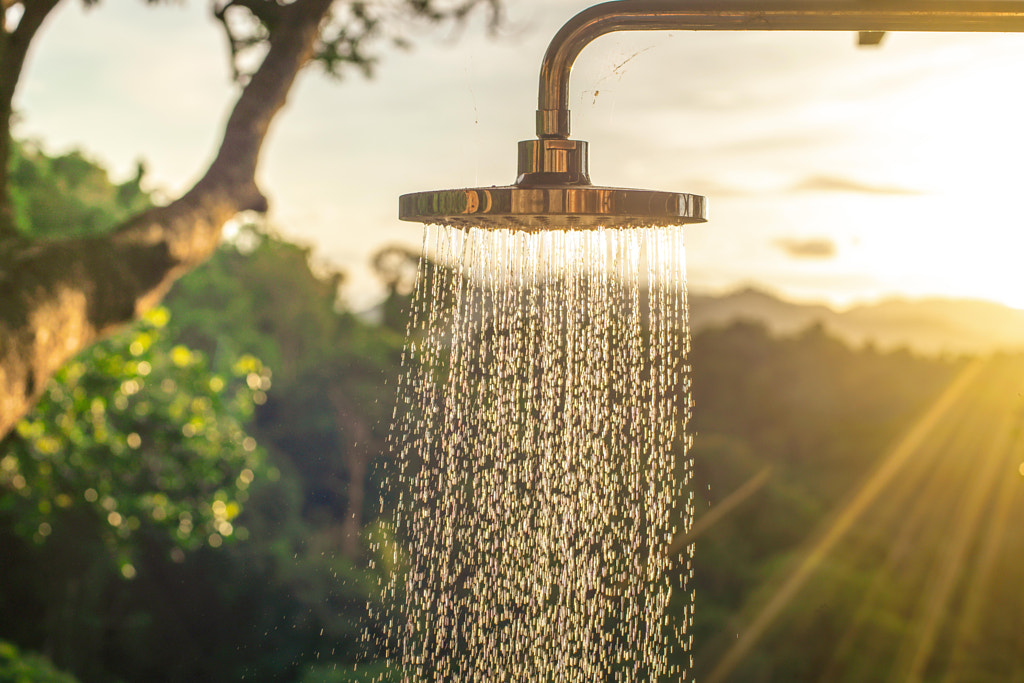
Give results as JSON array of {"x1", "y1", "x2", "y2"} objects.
[
  {"x1": 0, "y1": 0, "x2": 334, "y2": 440},
  {"x1": 0, "y1": 0, "x2": 507, "y2": 439},
  {"x1": 212, "y1": 0, "x2": 280, "y2": 83}
]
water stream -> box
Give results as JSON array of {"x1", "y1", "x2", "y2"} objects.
[{"x1": 379, "y1": 225, "x2": 694, "y2": 681}]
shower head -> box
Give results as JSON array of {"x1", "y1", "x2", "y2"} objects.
[
  {"x1": 400, "y1": 0, "x2": 1024, "y2": 231},
  {"x1": 399, "y1": 138, "x2": 707, "y2": 231},
  {"x1": 398, "y1": 185, "x2": 707, "y2": 231}
]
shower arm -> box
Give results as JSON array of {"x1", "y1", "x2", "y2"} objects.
[
  {"x1": 400, "y1": 0, "x2": 1024, "y2": 229},
  {"x1": 535, "y1": 0, "x2": 1024, "y2": 140}
]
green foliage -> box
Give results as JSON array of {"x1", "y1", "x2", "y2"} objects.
[
  {"x1": 166, "y1": 224, "x2": 404, "y2": 522},
  {"x1": 0, "y1": 199, "x2": 403, "y2": 681},
  {"x1": 213, "y1": 0, "x2": 504, "y2": 83},
  {"x1": 166, "y1": 224, "x2": 345, "y2": 378},
  {"x1": 690, "y1": 321, "x2": 960, "y2": 497},
  {"x1": 0, "y1": 136, "x2": 280, "y2": 681},
  {"x1": 160, "y1": 224, "x2": 406, "y2": 675},
  {"x1": 0, "y1": 640, "x2": 80, "y2": 683},
  {"x1": 7, "y1": 139, "x2": 151, "y2": 238},
  {"x1": 0, "y1": 307, "x2": 267, "y2": 571},
  {"x1": 684, "y1": 321, "x2": 967, "y2": 678}
]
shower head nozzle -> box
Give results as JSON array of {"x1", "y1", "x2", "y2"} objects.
[
  {"x1": 398, "y1": 185, "x2": 706, "y2": 231},
  {"x1": 400, "y1": 0, "x2": 1024, "y2": 231},
  {"x1": 399, "y1": 138, "x2": 707, "y2": 231}
]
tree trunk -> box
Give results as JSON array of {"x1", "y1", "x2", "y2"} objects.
[{"x1": 0, "y1": 0, "x2": 334, "y2": 440}]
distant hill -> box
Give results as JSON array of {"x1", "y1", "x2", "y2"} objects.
[{"x1": 688, "y1": 287, "x2": 1024, "y2": 355}]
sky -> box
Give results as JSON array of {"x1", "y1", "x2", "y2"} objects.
[{"x1": 13, "y1": 0, "x2": 1024, "y2": 310}]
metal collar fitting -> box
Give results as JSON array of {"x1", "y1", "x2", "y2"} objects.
[
  {"x1": 516, "y1": 139, "x2": 590, "y2": 187},
  {"x1": 401, "y1": 0, "x2": 1024, "y2": 232}
]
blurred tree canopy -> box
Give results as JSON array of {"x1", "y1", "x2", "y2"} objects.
[
  {"x1": 0, "y1": 639, "x2": 80, "y2": 683},
  {"x1": 7, "y1": 140, "x2": 151, "y2": 238},
  {"x1": 0, "y1": 140, "x2": 405, "y2": 681},
  {"x1": 0, "y1": 0, "x2": 505, "y2": 440},
  {"x1": 684, "y1": 322, "x2": 967, "y2": 680},
  {"x1": 0, "y1": 306, "x2": 266, "y2": 566},
  {"x1": 165, "y1": 224, "x2": 405, "y2": 558}
]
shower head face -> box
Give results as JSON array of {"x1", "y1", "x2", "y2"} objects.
[{"x1": 399, "y1": 185, "x2": 707, "y2": 231}]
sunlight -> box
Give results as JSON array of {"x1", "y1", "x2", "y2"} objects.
[
  {"x1": 840, "y1": 43, "x2": 1024, "y2": 308},
  {"x1": 898, "y1": 379, "x2": 1017, "y2": 681},
  {"x1": 841, "y1": 195, "x2": 1024, "y2": 309},
  {"x1": 882, "y1": 51, "x2": 1024, "y2": 196},
  {"x1": 683, "y1": 35, "x2": 1024, "y2": 310},
  {"x1": 704, "y1": 359, "x2": 985, "y2": 683},
  {"x1": 941, "y1": 415, "x2": 1024, "y2": 681}
]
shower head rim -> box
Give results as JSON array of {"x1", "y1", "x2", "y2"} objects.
[{"x1": 398, "y1": 184, "x2": 707, "y2": 231}]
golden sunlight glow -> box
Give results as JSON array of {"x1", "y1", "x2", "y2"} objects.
[
  {"x1": 706, "y1": 359, "x2": 985, "y2": 683},
  {"x1": 708, "y1": 355, "x2": 1024, "y2": 680},
  {"x1": 837, "y1": 46, "x2": 1024, "y2": 308},
  {"x1": 681, "y1": 35, "x2": 1024, "y2": 310}
]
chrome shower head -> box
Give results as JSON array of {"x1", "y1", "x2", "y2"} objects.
[
  {"x1": 400, "y1": 0, "x2": 1024, "y2": 232},
  {"x1": 399, "y1": 137, "x2": 707, "y2": 231}
]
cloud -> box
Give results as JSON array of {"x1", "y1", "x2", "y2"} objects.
[
  {"x1": 774, "y1": 237, "x2": 838, "y2": 259},
  {"x1": 673, "y1": 179, "x2": 758, "y2": 197},
  {"x1": 790, "y1": 174, "x2": 922, "y2": 195},
  {"x1": 667, "y1": 172, "x2": 923, "y2": 199}
]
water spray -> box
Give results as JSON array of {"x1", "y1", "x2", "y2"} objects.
[{"x1": 385, "y1": 3, "x2": 1024, "y2": 679}]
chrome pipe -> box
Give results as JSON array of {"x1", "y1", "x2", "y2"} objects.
[
  {"x1": 537, "y1": 0, "x2": 1024, "y2": 138},
  {"x1": 401, "y1": 0, "x2": 1024, "y2": 231}
]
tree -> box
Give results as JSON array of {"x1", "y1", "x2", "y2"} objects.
[
  {"x1": 0, "y1": 307, "x2": 269, "y2": 679},
  {"x1": 0, "y1": 0, "x2": 503, "y2": 440},
  {"x1": 0, "y1": 143, "x2": 400, "y2": 680},
  {"x1": 0, "y1": 307, "x2": 266, "y2": 561},
  {"x1": 8, "y1": 140, "x2": 151, "y2": 239},
  {"x1": 165, "y1": 224, "x2": 405, "y2": 560}
]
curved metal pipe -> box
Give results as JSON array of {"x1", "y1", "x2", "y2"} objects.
[{"x1": 537, "y1": 0, "x2": 1024, "y2": 138}]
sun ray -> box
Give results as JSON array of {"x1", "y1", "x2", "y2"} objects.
[
  {"x1": 810, "y1": 362, "x2": 1006, "y2": 679},
  {"x1": 815, "y1": 387, "x2": 986, "y2": 682},
  {"x1": 899, "y1": 371, "x2": 1018, "y2": 681},
  {"x1": 942, "y1": 360, "x2": 1024, "y2": 682},
  {"x1": 703, "y1": 358, "x2": 985, "y2": 683}
]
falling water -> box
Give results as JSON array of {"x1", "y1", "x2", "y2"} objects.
[{"x1": 376, "y1": 225, "x2": 694, "y2": 681}]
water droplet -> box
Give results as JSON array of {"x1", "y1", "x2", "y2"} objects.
[{"x1": 376, "y1": 226, "x2": 695, "y2": 680}]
